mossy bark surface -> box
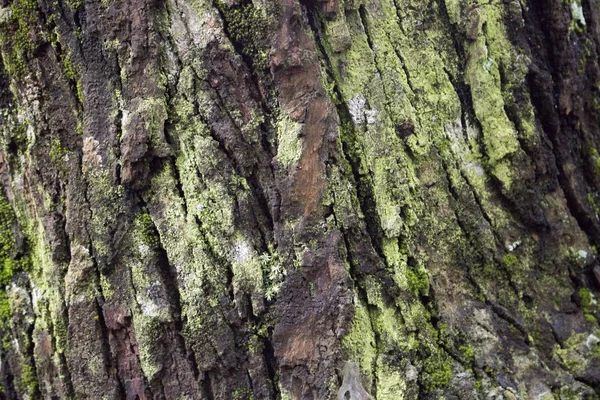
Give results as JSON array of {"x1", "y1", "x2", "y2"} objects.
[{"x1": 0, "y1": 0, "x2": 599, "y2": 398}]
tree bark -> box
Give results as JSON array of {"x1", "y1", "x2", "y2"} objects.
[{"x1": 0, "y1": 0, "x2": 599, "y2": 397}]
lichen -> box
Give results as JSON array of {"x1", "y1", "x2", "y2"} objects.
[
  {"x1": 275, "y1": 114, "x2": 303, "y2": 168},
  {"x1": 337, "y1": 361, "x2": 373, "y2": 399},
  {"x1": 230, "y1": 236, "x2": 265, "y2": 316},
  {"x1": 259, "y1": 249, "x2": 285, "y2": 302},
  {"x1": 553, "y1": 331, "x2": 600, "y2": 373},
  {"x1": 128, "y1": 212, "x2": 175, "y2": 380},
  {"x1": 570, "y1": 0, "x2": 586, "y2": 29},
  {"x1": 214, "y1": 0, "x2": 272, "y2": 71},
  {"x1": 422, "y1": 354, "x2": 452, "y2": 392},
  {"x1": 0, "y1": 0, "x2": 39, "y2": 77},
  {"x1": 465, "y1": 10, "x2": 520, "y2": 188},
  {"x1": 342, "y1": 294, "x2": 377, "y2": 383},
  {"x1": 0, "y1": 192, "x2": 31, "y2": 317}
]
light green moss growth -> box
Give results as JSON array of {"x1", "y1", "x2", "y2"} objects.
[
  {"x1": 133, "y1": 213, "x2": 161, "y2": 249},
  {"x1": 324, "y1": 15, "x2": 352, "y2": 53},
  {"x1": 502, "y1": 254, "x2": 518, "y2": 268},
  {"x1": 18, "y1": 362, "x2": 38, "y2": 396},
  {"x1": 62, "y1": 51, "x2": 77, "y2": 81},
  {"x1": 460, "y1": 345, "x2": 475, "y2": 360},
  {"x1": 465, "y1": 14, "x2": 520, "y2": 187},
  {"x1": 375, "y1": 361, "x2": 407, "y2": 399},
  {"x1": 0, "y1": 192, "x2": 31, "y2": 290},
  {"x1": 98, "y1": 274, "x2": 114, "y2": 300},
  {"x1": 0, "y1": 291, "x2": 11, "y2": 341},
  {"x1": 342, "y1": 295, "x2": 377, "y2": 383},
  {"x1": 587, "y1": 193, "x2": 599, "y2": 215},
  {"x1": 275, "y1": 114, "x2": 303, "y2": 168},
  {"x1": 0, "y1": 0, "x2": 39, "y2": 77},
  {"x1": 422, "y1": 354, "x2": 452, "y2": 392},
  {"x1": 406, "y1": 267, "x2": 429, "y2": 296},
  {"x1": 132, "y1": 316, "x2": 164, "y2": 380},
  {"x1": 584, "y1": 313, "x2": 597, "y2": 323},
  {"x1": 214, "y1": 0, "x2": 271, "y2": 70},
  {"x1": 443, "y1": 0, "x2": 460, "y2": 24},
  {"x1": 65, "y1": 0, "x2": 83, "y2": 11},
  {"x1": 579, "y1": 288, "x2": 594, "y2": 308},
  {"x1": 232, "y1": 386, "x2": 254, "y2": 400},
  {"x1": 129, "y1": 211, "x2": 175, "y2": 380},
  {"x1": 553, "y1": 332, "x2": 600, "y2": 373}
]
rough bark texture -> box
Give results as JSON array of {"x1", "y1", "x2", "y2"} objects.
[{"x1": 0, "y1": 0, "x2": 599, "y2": 397}]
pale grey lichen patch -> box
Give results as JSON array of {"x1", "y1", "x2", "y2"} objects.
[
  {"x1": 482, "y1": 58, "x2": 493, "y2": 72},
  {"x1": 349, "y1": 95, "x2": 378, "y2": 126},
  {"x1": 507, "y1": 240, "x2": 521, "y2": 252},
  {"x1": 585, "y1": 334, "x2": 599, "y2": 350},
  {"x1": 169, "y1": 0, "x2": 223, "y2": 54},
  {"x1": 464, "y1": 162, "x2": 486, "y2": 178},
  {"x1": 0, "y1": 6, "x2": 11, "y2": 24},
  {"x1": 231, "y1": 237, "x2": 265, "y2": 317},
  {"x1": 444, "y1": 120, "x2": 486, "y2": 181},
  {"x1": 64, "y1": 244, "x2": 98, "y2": 305},
  {"x1": 571, "y1": 1, "x2": 586, "y2": 26},
  {"x1": 404, "y1": 363, "x2": 418, "y2": 382},
  {"x1": 337, "y1": 361, "x2": 373, "y2": 400},
  {"x1": 82, "y1": 137, "x2": 103, "y2": 171},
  {"x1": 349, "y1": 95, "x2": 367, "y2": 125},
  {"x1": 364, "y1": 109, "x2": 378, "y2": 125}
]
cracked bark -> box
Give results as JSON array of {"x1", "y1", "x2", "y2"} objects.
[{"x1": 0, "y1": 0, "x2": 599, "y2": 398}]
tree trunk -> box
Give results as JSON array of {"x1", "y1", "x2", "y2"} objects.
[{"x1": 0, "y1": 0, "x2": 599, "y2": 397}]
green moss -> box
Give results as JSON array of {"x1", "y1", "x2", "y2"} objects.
[
  {"x1": 588, "y1": 193, "x2": 599, "y2": 216},
  {"x1": 65, "y1": 0, "x2": 83, "y2": 11},
  {"x1": 586, "y1": 147, "x2": 600, "y2": 178},
  {"x1": 275, "y1": 114, "x2": 303, "y2": 168},
  {"x1": 584, "y1": 313, "x2": 597, "y2": 323},
  {"x1": 0, "y1": 193, "x2": 30, "y2": 287},
  {"x1": 129, "y1": 211, "x2": 176, "y2": 380},
  {"x1": 579, "y1": 288, "x2": 594, "y2": 308},
  {"x1": 342, "y1": 294, "x2": 377, "y2": 383},
  {"x1": 214, "y1": 0, "x2": 271, "y2": 71},
  {"x1": 463, "y1": 4, "x2": 533, "y2": 188},
  {"x1": 502, "y1": 254, "x2": 518, "y2": 268},
  {"x1": 423, "y1": 354, "x2": 452, "y2": 392},
  {"x1": 134, "y1": 213, "x2": 161, "y2": 249},
  {"x1": 0, "y1": 0, "x2": 39, "y2": 77},
  {"x1": 62, "y1": 51, "x2": 77, "y2": 81},
  {"x1": 374, "y1": 358, "x2": 407, "y2": 398},
  {"x1": 232, "y1": 386, "x2": 254, "y2": 400},
  {"x1": 406, "y1": 268, "x2": 429, "y2": 296},
  {"x1": 6, "y1": 120, "x2": 29, "y2": 151},
  {"x1": 460, "y1": 345, "x2": 475, "y2": 360},
  {"x1": 76, "y1": 80, "x2": 84, "y2": 105},
  {"x1": 49, "y1": 139, "x2": 72, "y2": 173},
  {"x1": 554, "y1": 332, "x2": 600, "y2": 373},
  {"x1": 17, "y1": 363, "x2": 38, "y2": 396},
  {"x1": 0, "y1": 291, "x2": 11, "y2": 337},
  {"x1": 230, "y1": 235, "x2": 265, "y2": 315}
]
